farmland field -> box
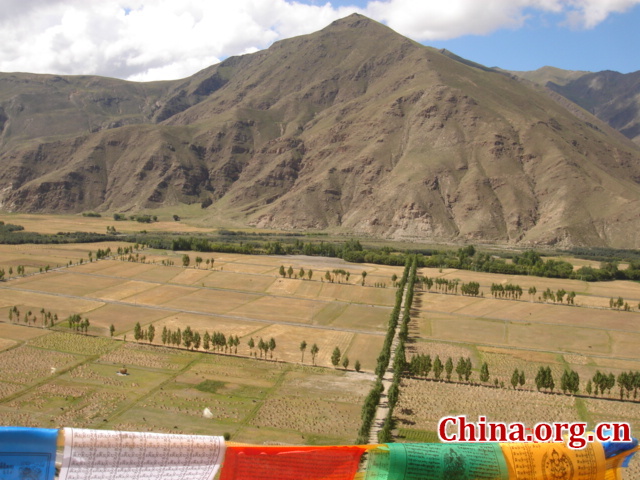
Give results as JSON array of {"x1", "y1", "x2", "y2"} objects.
[
  {"x1": 0, "y1": 327, "x2": 373, "y2": 444},
  {"x1": 0, "y1": 245, "x2": 399, "y2": 444},
  {"x1": 1, "y1": 233, "x2": 640, "y2": 478}
]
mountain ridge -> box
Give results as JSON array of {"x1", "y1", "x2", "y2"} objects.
[{"x1": 0, "y1": 13, "x2": 639, "y2": 248}]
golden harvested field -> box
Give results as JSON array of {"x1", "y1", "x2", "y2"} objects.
[
  {"x1": 202, "y1": 271, "x2": 276, "y2": 292},
  {"x1": 236, "y1": 322, "x2": 356, "y2": 367},
  {"x1": 230, "y1": 296, "x2": 326, "y2": 324},
  {"x1": 0, "y1": 322, "x2": 53, "y2": 341},
  {"x1": 82, "y1": 303, "x2": 171, "y2": 334},
  {"x1": 162, "y1": 288, "x2": 256, "y2": 314},
  {"x1": 153, "y1": 313, "x2": 265, "y2": 341},
  {"x1": 420, "y1": 267, "x2": 640, "y2": 308},
  {"x1": 90, "y1": 280, "x2": 157, "y2": 301},
  {"x1": 0, "y1": 337, "x2": 16, "y2": 351},
  {"x1": 328, "y1": 304, "x2": 391, "y2": 331},
  {"x1": 317, "y1": 283, "x2": 396, "y2": 305},
  {"x1": 9, "y1": 271, "x2": 124, "y2": 296},
  {"x1": 125, "y1": 284, "x2": 199, "y2": 306},
  {"x1": 345, "y1": 334, "x2": 385, "y2": 372},
  {"x1": 0, "y1": 242, "x2": 134, "y2": 276}
]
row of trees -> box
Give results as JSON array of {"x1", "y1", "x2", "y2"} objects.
[
  {"x1": 407, "y1": 354, "x2": 476, "y2": 382},
  {"x1": 540, "y1": 288, "x2": 576, "y2": 304},
  {"x1": 298, "y1": 340, "x2": 319, "y2": 365},
  {"x1": 182, "y1": 255, "x2": 215, "y2": 268},
  {"x1": 609, "y1": 297, "x2": 638, "y2": 312},
  {"x1": 357, "y1": 257, "x2": 414, "y2": 444},
  {"x1": 490, "y1": 283, "x2": 524, "y2": 299},
  {"x1": 460, "y1": 281, "x2": 480, "y2": 296},
  {"x1": 279, "y1": 265, "x2": 313, "y2": 280},
  {"x1": 405, "y1": 352, "x2": 639, "y2": 404},
  {"x1": 248, "y1": 337, "x2": 276, "y2": 359},
  {"x1": 379, "y1": 256, "x2": 419, "y2": 443},
  {"x1": 611, "y1": 371, "x2": 640, "y2": 400},
  {"x1": 113, "y1": 213, "x2": 158, "y2": 223},
  {"x1": 7, "y1": 306, "x2": 59, "y2": 327},
  {"x1": 67, "y1": 314, "x2": 90, "y2": 333}
]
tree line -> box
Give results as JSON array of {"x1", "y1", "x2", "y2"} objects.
[
  {"x1": 2, "y1": 220, "x2": 639, "y2": 283},
  {"x1": 7, "y1": 306, "x2": 59, "y2": 328},
  {"x1": 405, "y1": 352, "x2": 640, "y2": 404},
  {"x1": 357, "y1": 258, "x2": 413, "y2": 444}
]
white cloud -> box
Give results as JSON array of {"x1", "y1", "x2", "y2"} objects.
[
  {"x1": 563, "y1": 0, "x2": 640, "y2": 28},
  {"x1": 364, "y1": 0, "x2": 640, "y2": 39},
  {"x1": 0, "y1": 0, "x2": 636, "y2": 81}
]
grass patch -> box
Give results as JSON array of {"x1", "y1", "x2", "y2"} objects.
[
  {"x1": 195, "y1": 380, "x2": 226, "y2": 394},
  {"x1": 398, "y1": 428, "x2": 440, "y2": 443},
  {"x1": 574, "y1": 397, "x2": 592, "y2": 425}
]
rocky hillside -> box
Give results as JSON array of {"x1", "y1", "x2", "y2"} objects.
[
  {"x1": 510, "y1": 67, "x2": 640, "y2": 147},
  {"x1": 1, "y1": 14, "x2": 639, "y2": 248}
]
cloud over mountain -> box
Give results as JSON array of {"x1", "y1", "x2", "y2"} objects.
[{"x1": 0, "y1": 0, "x2": 638, "y2": 81}]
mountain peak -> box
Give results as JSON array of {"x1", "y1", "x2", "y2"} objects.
[{"x1": 324, "y1": 13, "x2": 392, "y2": 34}]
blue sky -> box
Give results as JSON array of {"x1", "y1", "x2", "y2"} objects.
[
  {"x1": 426, "y1": 5, "x2": 640, "y2": 73},
  {"x1": 0, "y1": 0, "x2": 638, "y2": 81}
]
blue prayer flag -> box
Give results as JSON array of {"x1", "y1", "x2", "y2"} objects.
[{"x1": 0, "y1": 427, "x2": 58, "y2": 480}]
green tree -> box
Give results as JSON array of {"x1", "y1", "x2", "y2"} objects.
[
  {"x1": 511, "y1": 368, "x2": 520, "y2": 389},
  {"x1": 464, "y1": 357, "x2": 472, "y2": 381},
  {"x1": 300, "y1": 340, "x2": 307, "y2": 362},
  {"x1": 110, "y1": 324, "x2": 116, "y2": 337},
  {"x1": 307, "y1": 269, "x2": 313, "y2": 280},
  {"x1": 455, "y1": 357, "x2": 466, "y2": 381},
  {"x1": 203, "y1": 331, "x2": 210, "y2": 350},
  {"x1": 182, "y1": 254, "x2": 190, "y2": 267},
  {"x1": 342, "y1": 356, "x2": 349, "y2": 370},
  {"x1": 299, "y1": 267, "x2": 305, "y2": 279},
  {"x1": 147, "y1": 324, "x2": 155, "y2": 343},
  {"x1": 433, "y1": 356, "x2": 444, "y2": 380},
  {"x1": 361, "y1": 271, "x2": 367, "y2": 286},
  {"x1": 445, "y1": 357, "x2": 454, "y2": 381},
  {"x1": 182, "y1": 326, "x2": 193, "y2": 349},
  {"x1": 287, "y1": 266, "x2": 294, "y2": 278},
  {"x1": 355, "y1": 360, "x2": 361, "y2": 372},
  {"x1": 480, "y1": 362, "x2": 490, "y2": 383},
  {"x1": 311, "y1": 343, "x2": 319, "y2": 365},
  {"x1": 134, "y1": 322, "x2": 143, "y2": 342},
  {"x1": 279, "y1": 266, "x2": 286, "y2": 277},
  {"x1": 331, "y1": 346, "x2": 341, "y2": 368},
  {"x1": 248, "y1": 337, "x2": 255, "y2": 354},
  {"x1": 268, "y1": 337, "x2": 276, "y2": 359},
  {"x1": 193, "y1": 332, "x2": 201, "y2": 350}
]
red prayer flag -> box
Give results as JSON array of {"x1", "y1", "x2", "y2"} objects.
[{"x1": 220, "y1": 445, "x2": 367, "y2": 480}]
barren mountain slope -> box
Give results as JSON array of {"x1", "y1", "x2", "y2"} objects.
[
  {"x1": 510, "y1": 67, "x2": 640, "y2": 147},
  {"x1": 0, "y1": 14, "x2": 639, "y2": 247}
]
